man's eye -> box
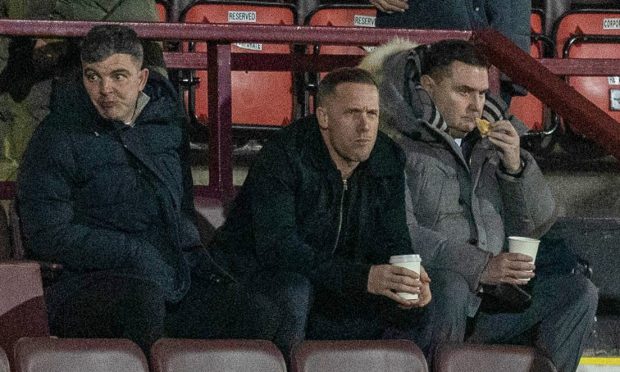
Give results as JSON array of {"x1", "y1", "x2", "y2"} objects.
[
  {"x1": 86, "y1": 74, "x2": 98, "y2": 82},
  {"x1": 113, "y1": 74, "x2": 126, "y2": 80}
]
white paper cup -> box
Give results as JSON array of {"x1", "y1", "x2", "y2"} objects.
[
  {"x1": 508, "y1": 236, "x2": 540, "y2": 262},
  {"x1": 389, "y1": 254, "x2": 421, "y2": 300},
  {"x1": 508, "y1": 236, "x2": 540, "y2": 283}
]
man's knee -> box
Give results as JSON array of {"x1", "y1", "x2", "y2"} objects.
[
  {"x1": 538, "y1": 273, "x2": 598, "y2": 310},
  {"x1": 533, "y1": 273, "x2": 598, "y2": 330},
  {"x1": 428, "y1": 269, "x2": 470, "y2": 313},
  {"x1": 419, "y1": 270, "x2": 471, "y2": 346},
  {"x1": 210, "y1": 281, "x2": 282, "y2": 340},
  {"x1": 120, "y1": 280, "x2": 167, "y2": 322},
  {"x1": 275, "y1": 272, "x2": 313, "y2": 310},
  {"x1": 244, "y1": 291, "x2": 283, "y2": 340},
  {"x1": 51, "y1": 276, "x2": 167, "y2": 352},
  {"x1": 571, "y1": 275, "x2": 598, "y2": 315}
]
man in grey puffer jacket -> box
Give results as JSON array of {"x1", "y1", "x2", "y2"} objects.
[{"x1": 360, "y1": 39, "x2": 597, "y2": 372}]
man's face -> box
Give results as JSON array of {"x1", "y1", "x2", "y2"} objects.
[
  {"x1": 317, "y1": 82, "x2": 379, "y2": 174},
  {"x1": 421, "y1": 60, "x2": 489, "y2": 138},
  {"x1": 82, "y1": 53, "x2": 149, "y2": 123}
]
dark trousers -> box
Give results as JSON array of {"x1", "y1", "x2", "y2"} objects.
[
  {"x1": 46, "y1": 271, "x2": 280, "y2": 354},
  {"x1": 250, "y1": 271, "x2": 425, "y2": 359},
  {"x1": 421, "y1": 269, "x2": 598, "y2": 372},
  {"x1": 249, "y1": 272, "x2": 313, "y2": 359},
  {"x1": 307, "y1": 291, "x2": 424, "y2": 342}
]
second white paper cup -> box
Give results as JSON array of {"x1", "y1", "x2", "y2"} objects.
[
  {"x1": 389, "y1": 254, "x2": 421, "y2": 300},
  {"x1": 508, "y1": 236, "x2": 540, "y2": 262}
]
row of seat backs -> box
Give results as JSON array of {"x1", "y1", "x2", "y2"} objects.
[
  {"x1": 0, "y1": 258, "x2": 555, "y2": 372},
  {"x1": 554, "y1": 9, "x2": 620, "y2": 133},
  {"x1": 2, "y1": 338, "x2": 557, "y2": 372},
  {"x1": 159, "y1": 1, "x2": 376, "y2": 128},
  {"x1": 183, "y1": 2, "x2": 299, "y2": 128},
  {"x1": 155, "y1": 0, "x2": 375, "y2": 24},
  {"x1": 156, "y1": 1, "x2": 620, "y2": 141},
  {"x1": 0, "y1": 261, "x2": 555, "y2": 372},
  {"x1": 510, "y1": 9, "x2": 620, "y2": 134}
]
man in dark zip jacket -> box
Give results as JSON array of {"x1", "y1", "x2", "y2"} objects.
[
  {"x1": 209, "y1": 67, "x2": 432, "y2": 356},
  {"x1": 17, "y1": 25, "x2": 279, "y2": 352}
]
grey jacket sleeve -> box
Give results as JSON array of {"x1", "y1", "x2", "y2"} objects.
[
  {"x1": 404, "y1": 184, "x2": 491, "y2": 292},
  {"x1": 497, "y1": 149, "x2": 557, "y2": 239}
]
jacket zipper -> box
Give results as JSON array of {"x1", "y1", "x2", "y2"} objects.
[{"x1": 332, "y1": 178, "x2": 348, "y2": 254}]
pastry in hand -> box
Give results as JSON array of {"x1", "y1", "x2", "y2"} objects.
[{"x1": 476, "y1": 118, "x2": 491, "y2": 137}]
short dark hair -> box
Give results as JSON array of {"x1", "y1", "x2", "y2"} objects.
[
  {"x1": 316, "y1": 67, "x2": 378, "y2": 107},
  {"x1": 423, "y1": 39, "x2": 489, "y2": 81},
  {"x1": 80, "y1": 25, "x2": 144, "y2": 65}
]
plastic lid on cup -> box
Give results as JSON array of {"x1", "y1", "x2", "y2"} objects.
[{"x1": 389, "y1": 254, "x2": 421, "y2": 264}]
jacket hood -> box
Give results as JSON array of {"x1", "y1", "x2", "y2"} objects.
[{"x1": 358, "y1": 39, "x2": 528, "y2": 144}]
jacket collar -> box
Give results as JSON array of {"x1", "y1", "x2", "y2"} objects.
[
  {"x1": 126, "y1": 92, "x2": 151, "y2": 127},
  {"x1": 49, "y1": 71, "x2": 178, "y2": 131},
  {"x1": 375, "y1": 44, "x2": 531, "y2": 144}
]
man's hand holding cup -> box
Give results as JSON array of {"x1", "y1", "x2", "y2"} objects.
[
  {"x1": 367, "y1": 254, "x2": 431, "y2": 308},
  {"x1": 480, "y1": 237, "x2": 540, "y2": 286}
]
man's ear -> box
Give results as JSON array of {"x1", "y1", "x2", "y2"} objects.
[
  {"x1": 138, "y1": 68, "x2": 149, "y2": 91},
  {"x1": 316, "y1": 106, "x2": 329, "y2": 130},
  {"x1": 419, "y1": 74, "x2": 434, "y2": 94}
]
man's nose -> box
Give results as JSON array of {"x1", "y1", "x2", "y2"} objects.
[
  {"x1": 357, "y1": 113, "x2": 372, "y2": 132},
  {"x1": 469, "y1": 93, "x2": 484, "y2": 112},
  {"x1": 99, "y1": 78, "x2": 113, "y2": 94}
]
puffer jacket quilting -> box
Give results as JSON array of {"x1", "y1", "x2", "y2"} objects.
[
  {"x1": 362, "y1": 45, "x2": 557, "y2": 294},
  {"x1": 17, "y1": 72, "x2": 200, "y2": 303}
]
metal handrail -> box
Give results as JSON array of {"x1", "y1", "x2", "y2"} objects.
[{"x1": 0, "y1": 19, "x2": 619, "y2": 200}]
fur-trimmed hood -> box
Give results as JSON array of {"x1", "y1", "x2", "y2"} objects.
[{"x1": 358, "y1": 39, "x2": 528, "y2": 145}]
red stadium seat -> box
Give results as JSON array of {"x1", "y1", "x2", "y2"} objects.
[
  {"x1": 156, "y1": 2, "x2": 168, "y2": 22},
  {"x1": 13, "y1": 338, "x2": 148, "y2": 372},
  {"x1": 9, "y1": 200, "x2": 63, "y2": 282},
  {"x1": 290, "y1": 340, "x2": 428, "y2": 372},
  {"x1": 150, "y1": 339, "x2": 286, "y2": 372},
  {"x1": 182, "y1": 2, "x2": 297, "y2": 128},
  {"x1": 566, "y1": 43, "x2": 620, "y2": 128},
  {"x1": 531, "y1": 8, "x2": 545, "y2": 35},
  {"x1": 433, "y1": 343, "x2": 557, "y2": 372},
  {"x1": 553, "y1": 10, "x2": 620, "y2": 58},
  {"x1": 553, "y1": 10, "x2": 620, "y2": 134},
  {"x1": 303, "y1": 5, "x2": 376, "y2": 113},
  {"x1": 0, "y1": 262, "x2": 49, "y2": 367},
  {"x1": 304, "y1": 5, "x2": 377, "y2": 56},
  {"x1": 509, "y1": 9, "x2": 547, "y2": 131}
]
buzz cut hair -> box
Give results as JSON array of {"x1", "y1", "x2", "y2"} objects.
[
  {"x1": 316, "y1": 67, "x2": 378, "y2": 108},
  {"x1": 423, "y1": 39, "x2": 489, "y2": 81},
  {"x1": 80, "y1": 24, "x2": 144, "y2": 65}
]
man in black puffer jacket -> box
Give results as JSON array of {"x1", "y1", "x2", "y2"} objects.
[{"x1": 17, "y1": 25, "x2": 279, "y2": 352}]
